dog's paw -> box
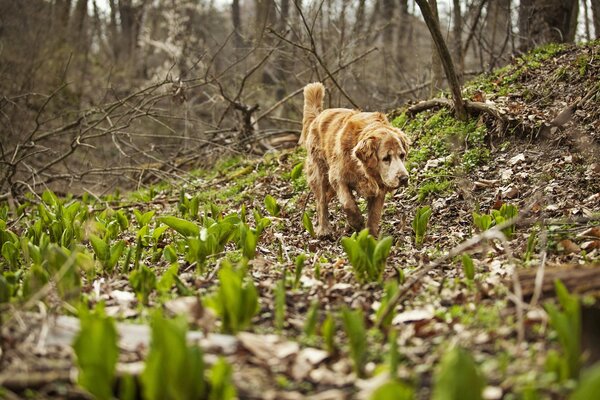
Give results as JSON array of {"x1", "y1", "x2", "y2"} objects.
[{"x1": 316, "y1": 226, "x2": 334, "y2": 240}]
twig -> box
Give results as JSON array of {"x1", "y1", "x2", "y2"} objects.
[
  {"x1": 375, "y1": 215, "x2": 523, "y2": 329},
  {"x1": 253, "y1": 46, "x2": 377, "y2": 125},
  {"x1": 529, "y1": 226, "x2": 548, "y2": 307}
]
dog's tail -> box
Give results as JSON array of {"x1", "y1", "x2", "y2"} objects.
[{"x1": 299, "y1": 82, "x2": 325, "y2": 146}]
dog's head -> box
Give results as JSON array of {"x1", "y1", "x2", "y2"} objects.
[{"x1": 353, "y1": 127, "x2": 410, "y2": 189}]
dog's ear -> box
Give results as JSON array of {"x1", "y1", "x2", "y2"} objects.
[
  {"x1": 392, "y1": 128, "x2": 411, "y2": 154},
  {"x1": 353, "y1": 136, "x2": 379, "y2": 168}
]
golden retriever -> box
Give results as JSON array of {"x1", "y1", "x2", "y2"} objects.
[{"x1": 299, "y1": 82, "x2": 410, "y2": 238}]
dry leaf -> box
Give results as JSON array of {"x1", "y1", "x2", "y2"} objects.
[{"x1": 558, "y1": 239, "x2": 581, "y2": 254}]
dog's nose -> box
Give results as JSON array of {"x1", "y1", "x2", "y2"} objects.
[{"x1": 399, "y1": 175, "x2": 409, "y2": 186}]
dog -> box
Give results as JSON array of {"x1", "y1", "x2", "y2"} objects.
[{"x1": 299, "y1": 82, "x2": 410, "y2": 238}]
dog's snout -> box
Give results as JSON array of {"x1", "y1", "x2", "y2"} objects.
[{"x1": 399, "y1": 175, "x2": 409, "y2": 186}]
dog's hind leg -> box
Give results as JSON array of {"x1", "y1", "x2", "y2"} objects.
[{"x1": 307, "y1": 160, "x2": 334, "y2": 238}]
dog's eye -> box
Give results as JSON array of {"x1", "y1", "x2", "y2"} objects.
[
  {"x1": 400, "y1": 153, "x2": 406, "y2": 160},
  {"x1": 382, "y1": 155, "x2": 391, "y2": 163}
]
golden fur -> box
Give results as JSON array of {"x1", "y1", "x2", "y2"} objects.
[{"x1": 300, "y1": 82, "x2": 410, "y2": 237}]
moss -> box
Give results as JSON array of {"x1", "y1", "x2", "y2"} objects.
[
  {"x1": 464, "y1": 42, "x2": 568, "y2": 98},
  {"x1": 576, "y1": 55, "x2": 588, "y2": 77},
  {"x1": 418, "y1": 179, "x2": 451, "y2": 201},
  {"x1": 462, "y1": 148, "x2": 490, "y2": 172}
]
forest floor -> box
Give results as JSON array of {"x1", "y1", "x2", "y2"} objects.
[{"x1": 1, "y1": 41, "x2": 600, "y2": 399}]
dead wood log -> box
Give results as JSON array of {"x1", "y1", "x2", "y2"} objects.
[{"x1": 518, "y1": 263, "x2": 600, "y2": 301}]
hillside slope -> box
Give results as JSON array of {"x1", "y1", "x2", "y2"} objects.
[{"x1": 1, "y1": 42, "x2": 599, "y2": 399}]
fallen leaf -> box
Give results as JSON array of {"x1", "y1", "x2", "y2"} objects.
[
  {"x1": 509, "y1": 153, "x2": 525, "y2": 166},
  {"x1": 392, "y1": 307, "x2": 434, "y2": 325},
  {"x1": 501, "y1": 185, "x2": 519, "y2": 199},
  {"x1": 291, "y1": 348, "x2": 329, "y2": 381},
  {"x1": 558, "y1": 239, "x2": 581, "y2": 254},
  {"x1": 578, "y1": 227, "x2": 600, "y2": 239},
  {"x1": 581, "y1": 241, "x2": 600, "y2": 252}
]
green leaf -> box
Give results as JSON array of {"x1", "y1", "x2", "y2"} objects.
[
  {"x1": 239, "y1": 224, "x2": 257, "y2": 260},
  {"x1": 304, "y1": 300, "x2": 319, "y2": 337},
  {"x1": 342, "y1": 230, "x2": 391, "y2": 284},
  {"x1": 73, "y1": 304, "x2": 118, "y2": 400},
  {"x1": 157, "y1": 263, "x2": 179, "y2": 294},
  {"x1": 209, "y1": 357, "x2": 237, "y2": 400},
  {"x1": 204, "y1": 263, "x2": 259, "y2": 334},
  {"x1": 373, "y1": 236, "x2": 393, "y2": 268},
  {"x1": 432, "y1": 346, "x2": 484, "y2": 400},
  {"x1": 274, "y1": 278, "x2": 286, "y2": 331},
  {"x1": 321, "y1": 313, "x2": 336, "y2": 355},
  {"x1": 290, "y1": 162, "x2": 304, "y2": 180},
  {"x1": 115, "y1": 210, "x2": 129, "y2": 231},
  {"x1": 264, "y1": 194, "x2": 281, "y2": 217},
  {"x1": 23, "y1": 264, "x2": 49, "y2": 298},
  {"x1": 376, "y1": 281, "x2": 399, "y2": 331},
  {"x1": 0, "y1": 274, "x2": 10, "y2": 303},
  {"x1": 570, "y1": 363, "x2": 600, "y2": 400},
  {"x1": 141, "y1": 312, "x2": 206, "y2": 400},
  {"x1": 462, "y1": 254, "x2": 475, "y2": 280},
  {"x1": 342, "y1": 307, "x2": 367, "y2": 378},
  {"x1": 133, "y1": 210, "x2": 155, "y2": 227},
  {"x1": 129, "y1": 265, "x2": 156, "y2": 304},
  {"x1": 302, "y1": 212, "x2": 315, "y2": 237},
  {"x1": 108, "y1": 240, "x2": 125, "y2": 271},
  {"x1": 159, "y1": 216, "x2": 200, "y2": 237},
  {"x1": 1, "y1": 241, "x2": 19, "y2": 268},
  {"x1": 152, "y1": 225, "x2": 170, "y2": 243},
  {"x1": 42, "y1": 189, "x2": 60, "y2": 207},
  {"x1": 370, "y1": 380, "x2": 414, "y2": 400},
  {"x1": 294, "y1": 254, "x2": 306, "y2": 289},
  {"x1": 163, "y1": 244, "x2": 178, "y2": 264},
  {"x1": 412, "y1": 206, "x2": 432, "y2": 245},
  {"x1": 89, "y1": 234, "x2": 110, "y2": 263},
  {"x1": 544, "y1": 280, "x2": 581, "y2": 380}
]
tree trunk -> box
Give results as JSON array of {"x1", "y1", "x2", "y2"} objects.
[
  {"x1": 519, "y1": 0, "x2": 579, "y2": 52},
  {"x1": 107, "y1": 0, "x2": 120, "y2": 59},
  {"x1": 71, "y1": 0, "x2": 88, "y2": 47},
  {"x1": 354, "y1": 0, "x2": 366, "y2": 36},
  {"x1": 592, "y1": 0, "x2": 600, "y2": 38},
  {"x1": 583, "y1": 0, "x2": 591, "y2": 41},
  {"x1": 428, "y1": 0, "x2": 443, "y2": 97},
  {"x1": 452, "y1": 0, "x2": 463, "y2": 81},
  {"x1": 382, "y1": 0, "x2": 395, "y2": 47},
  {"x1": 415, "y1": 0, "x2": 467, "y2": 120},
  {"x1": 255, "y1": 0, "x2": 276, "y2": 39},
  {"x1": 232, "y1": 0, "x2": 243, "y2": 48},
  {"x1": 485, "y1": 0, "x2": 511, "y2": 69},
  {"x1": 274, "y1": 0, "x2": 290, "y2": 102},
  {"x1": 396, "y1": 0, "x2": 410, "y2": 65}
]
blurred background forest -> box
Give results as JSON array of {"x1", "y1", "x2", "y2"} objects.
[{"x1": 1, "y1": 0, "x2": 599, "y2": 197}]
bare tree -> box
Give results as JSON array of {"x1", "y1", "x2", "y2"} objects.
[
  {"x1": 428, "y1": 0, "x2": 443, "y2": 97},
  {"x1": 518, "y1": 0, "x2": 579, "y2": 52},
  {"x1": 232, "y1": 0, "x2": 244, "y2": 48},
  {"x1": 452, "y1": 0, "x2": 464, "y2": 80},
  {"x1": 591, "y1": 0, "x2": 600, "y2": 38},
  {"x1": 416, "y1": 0, "x2": 467, "y2": 120}
]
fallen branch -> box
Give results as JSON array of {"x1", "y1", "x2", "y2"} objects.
[{"x1": 407, "y1": 97, "x2": 507, "y2": 130}]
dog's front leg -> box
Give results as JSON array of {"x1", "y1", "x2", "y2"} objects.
[
  {"x1": 335, "y1": 183, "x2": 364, "y2": 232},
  {"x1": 315, "y1": 192, "x2": 333, "y2": 238},
  {"x1": 366, "y1": 194, "x2": 385, "y2": 237}
]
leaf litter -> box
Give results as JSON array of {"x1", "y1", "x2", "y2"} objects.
[{"x1": 1, "y1": 42, "x2": 600, "y2": 399}]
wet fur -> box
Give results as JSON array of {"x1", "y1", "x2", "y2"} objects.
[{"x1": 300, "y1": 82, "x2": 410, "y2": 238}]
